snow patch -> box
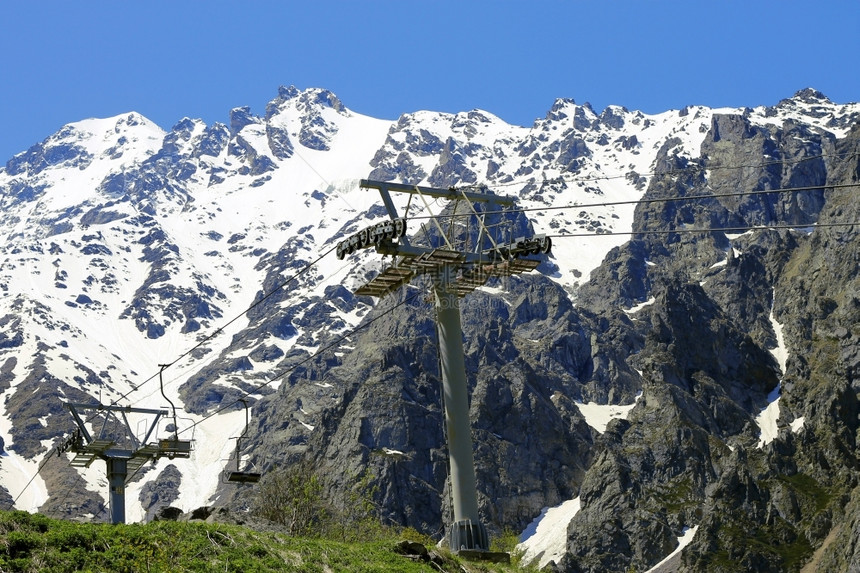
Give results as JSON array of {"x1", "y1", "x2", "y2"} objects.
[
  {"x1": 769, "y1": 301, "x2": 788, "y2": 373},
  {"x1": 756, "y1": 384, "x2": 781, "y2": 448},
  {"x1": 575, "y1": 393, "x2": 641, "y2": 434},
  {"x1": 791, "y1": 416, "x2": 805, "y2": 433},
  {"x1": 0, "y1": 451, "x2": 48, "y2": 512},
  {"x1": 624, "y1": 297, "x2": 655, "y2": 315},
  {"x1": 517, "y1": 497, "x2": 581, "y2": 569},
  {"x1": 644, "y1": 526, "x2": 699, "y2": 573},
  {"x1": 757, "y1": 298, "x2": 789, "y2": 448}
]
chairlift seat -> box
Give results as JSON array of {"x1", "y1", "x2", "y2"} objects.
[
  {"x1": 224, "y1": 398, "x2": 262, "y2": 484},
  {"x1": 226, "y1": 470, "x2": 261, "y2": 483},
  {"x1": 159, "y1": 438, "x2": 192, "y2": 458}
]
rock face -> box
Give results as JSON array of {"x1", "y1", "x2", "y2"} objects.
[
  {"x1": 241, "y1": 280, "x2": 597, "y2": 535},
  {"x1": 552, "y1": 120, "x2": 860, "y2": 572},
  {"x1": 139, "y1": 464, "x2": 182, "y2": 522},
  {"x1": 0, "y1": 87, "x2": 858, "y2": 571}
]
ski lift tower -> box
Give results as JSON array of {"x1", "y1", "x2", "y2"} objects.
[
  {"x1": 64, "y1": 402, "x2": 193, "y2": 524},
  {"x1": 338, "y1": 179, "x2": 550, "y2": 554}
]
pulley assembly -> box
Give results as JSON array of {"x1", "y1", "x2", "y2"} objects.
[
  {"x1": 336, "y1": 217, "x2": 407, "y2": 259},
  {"x1": 487, "y1": 235, "x2": 552, "y2": 261}
]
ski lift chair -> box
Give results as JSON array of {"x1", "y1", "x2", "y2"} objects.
[
  {"x1": 225, "y1": 399, "x2": 261, "y2": 484},
  {"x1": 157, "y1": 365, "x2": 193, "y2": 459}
]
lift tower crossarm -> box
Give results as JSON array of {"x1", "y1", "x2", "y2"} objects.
[
  {"x1": 359, "y1": 179, "x2": 517, "y2": 208},
  {"x1": 66, "y1": 403, "x2": 167, "y2": 445}
]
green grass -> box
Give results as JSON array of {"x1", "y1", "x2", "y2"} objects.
[
  {"x1": 700, "y1": 511, "x2": 814, "y2": 572},
  {"x1": 0, "y1": 510, "x2": 526, "y2": 573}
]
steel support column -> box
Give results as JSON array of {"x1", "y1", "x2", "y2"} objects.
[
  {"x1": 434, "y1": 275, "x2": 488, "y2": 551},
  {"x1": 106, "y1": 458, "x2": 128, "y2": 525}
]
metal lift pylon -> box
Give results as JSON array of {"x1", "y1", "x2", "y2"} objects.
[
  {"x1": 64, "y1": 372, "x2": 194, "y2": 524},
  {"x1": 65, "y1": 403, "x2": 170, "y2": 524},
  {"x1": 339, "y1": 179, "x2": 550, "y2": 555},
  {"x1": 434, "y1": 275, "x2": 488, "y2": 552}
]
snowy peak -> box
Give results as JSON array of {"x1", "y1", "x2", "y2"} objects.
[
  {"x1": 264, "y1": 85, "x2": 347, "y2": 118},
  {"x1": 540, "y1": 97, "x2": 597, "y2": 131},
  {"x1": 597, "y1": 105, "x2": 630, "y2": 130},
  {"x1": 229, "y1": 106, "x2": 261, "y2": 135},
  {"x1": 748, "y1": 87, "x2": 860, "y2": 136},
  {"x1": 368, "y1": 107, "x2": 532, "y2": 188},
  {"x1": 782, "y1": 87, "x2": 832, "y2": 106},
  {"x1": 261, "y1": 85, "x2": 350, "y2": 152},
  {"x1": 0, "y1": 113, "x2": 166, "y2": 244},
  {"x1": 293, "y1": 87, "x2": 348, "y2": 115},
  {"x1": 4, "y1": 112, "x2": 163, "y2": 178},
  {"x1": 161, "y1": 118, "x2": 209, "y2": 158}
]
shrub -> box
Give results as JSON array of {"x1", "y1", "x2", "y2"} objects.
[{"x1": 251, "y1": 460, "x2": 332, "y2": 536}]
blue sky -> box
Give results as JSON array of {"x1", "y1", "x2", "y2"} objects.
[{"x1": 1, "y1": 1, "x2": 858, "y2": 163}]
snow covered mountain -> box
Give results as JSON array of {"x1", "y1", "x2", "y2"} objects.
[{"x1": 1, "y1": 85, "x2": 859, "y2": 571}]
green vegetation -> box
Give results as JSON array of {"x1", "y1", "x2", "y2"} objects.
[
  {"x1": 489, "y1": 528, "x2": 542, "y2": 571},
  {"x1": 0, "y1": 465, "x2": 531, "y2": 572},
  {"x1": 809, "y1": 333, "x2": 841, "y2": 382},
  {"x1": 702, "y1": 518, "x2": 812, "y2": 573},
  {"x1": 251, "y1": 462, "x2": 388, "y2": 543},
  {"x1": 698, "y1": 472, "x2": 841, "y2": 571},
  {"x1": 0, "y1": 509, "x2": 421, "y2": 572},
  {"x1": 643, "y1": 476, "x2": 697, "y2": 514},
  {"x1": 0, "y1": 510, "x2": 527, "y2": 573},
  {"x1": 777, "y1": 473, "x2": 833, "y2": 515}
]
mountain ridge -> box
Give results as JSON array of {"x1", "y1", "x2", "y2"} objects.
[{"x1": 1, "y1": 85, "x2": 859, "y2": 571}]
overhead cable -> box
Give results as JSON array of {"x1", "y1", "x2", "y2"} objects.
[
  {"x1": 548, "y1": 220, "x2": 859, "y2": 239},
  {"x1": 404, "y1": 182, "x2": 859, "y2": 222},
  {"x1": 172, "y1": 288, "x2": 425, "y2": 438},
  {"x1": 108, "y1": 243, "x2": 338, "y2": 407}
]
